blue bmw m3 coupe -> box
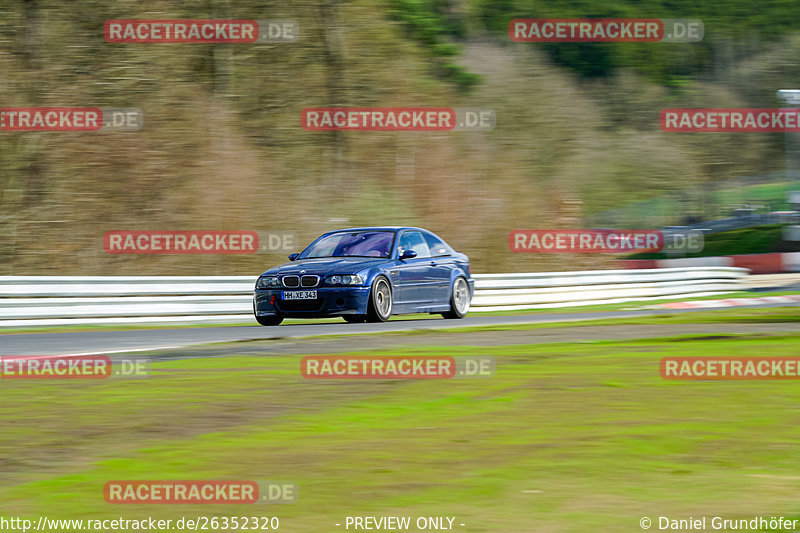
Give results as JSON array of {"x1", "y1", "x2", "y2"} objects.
[{"x1": 253, "y1": 227, "x2": 474, "y2": 325}]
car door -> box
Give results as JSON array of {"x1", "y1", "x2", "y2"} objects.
[
  {"x1": 392, "y1": 231, "x2": 434, "y2": 307},
  {"x1": 422, "y1": 231, "x2": 455, "y2": 303}
]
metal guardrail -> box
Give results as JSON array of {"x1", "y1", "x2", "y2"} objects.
[
  {"x1": 670, "y1": 212, "x2": 800, "y2": 235},
  {"x1": 470, "y1": 267, "x2": 747, "y2": 311},
  {"x1": 0, "y1": 267, "x2": 748, "y2": 327}
]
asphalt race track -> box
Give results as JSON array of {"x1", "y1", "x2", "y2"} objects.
[{"x1": 3, "y1": 300, "x2": 800, "y2": 356}]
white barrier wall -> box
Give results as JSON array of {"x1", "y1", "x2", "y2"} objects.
[
  {"x1": 470, "y1": 267, "x2": 747, "y2": 312},
  {"x1": 0, "y1": 267, "x2": 748, "y2": 327}
]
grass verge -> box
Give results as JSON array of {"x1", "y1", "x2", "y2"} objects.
[{"x1": 1, "y1": 316, "x2": 799, "y2": 531}]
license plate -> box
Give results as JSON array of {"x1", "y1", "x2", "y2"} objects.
[{"x1": 282, "y1": 290, "x2": 317, "y2": 300}]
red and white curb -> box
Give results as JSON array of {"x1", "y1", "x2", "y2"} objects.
[
  {"x1": 620, "y1": 252, "x2": 800, "y2": 274},
  {"x1": 649, "y1": 295, "x2": 800, "y2": 310}
]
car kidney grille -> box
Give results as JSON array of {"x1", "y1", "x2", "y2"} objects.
[
  {"x1": 282, "y1": 275, "x2": 300, "y2": 288},
  {"x1": 301, "y1": 275, "x2": 319, "y2": 287}
]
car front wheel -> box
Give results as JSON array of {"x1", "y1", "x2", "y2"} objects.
[
  {"x1": 255, "y1": 314, "x2": 284, "y2": 326},
  {"x1": 366, "y1": 276, "x2": 392, "y2": 322},
  {"x1": 254, "y1": 301, "x2": 284, "y2": 326},
  {"x1": 442, "y1": 276, "x2": 470, "y2": 319}
]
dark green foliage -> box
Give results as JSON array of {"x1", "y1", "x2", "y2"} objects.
[
  {"x1": 474, "y1": 0, "x2": 800, "y2": 82},
  {"x1": 389, "y1": 0, "x2": 480, "y2": 90},
  {"x1": 628, "y1": 225, "x2": 793, "y2": 259}
]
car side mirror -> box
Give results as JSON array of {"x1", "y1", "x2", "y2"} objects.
[
  {"x1": 288, "y1": 253, "x2": 299, "y2": 261},
  {"x1": 399, "y1": 250, "x2": 417, "y2": 260}
]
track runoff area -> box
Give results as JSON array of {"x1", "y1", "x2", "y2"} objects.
[{"x1": 2, "y1": 294, "x2": 800, "y2": 530}]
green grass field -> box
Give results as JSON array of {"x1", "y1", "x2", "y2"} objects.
[{"x1": 2, "y1": 309, "x2": 800, "y2": 532}]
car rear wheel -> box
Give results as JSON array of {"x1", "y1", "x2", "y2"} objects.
[
  {"x1": 442, "y1": 276, "x2": 470, "y2": 319},
  {"x1": 366, "y1": 276, "x2": 392, "y2": 322},
  {"x1": 343, "y1": 315, "x2": 366, "y2": 323}
]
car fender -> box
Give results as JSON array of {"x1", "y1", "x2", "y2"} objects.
[
  {"x1": 448, "y1": 265, "x2": 474, "y2": 299},
  {"x1": 359, "y1": 264, "x2": 396, "y2": 291}
]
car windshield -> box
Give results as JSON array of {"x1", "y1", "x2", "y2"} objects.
[{"x1": 300, "y1": 231, "x2": 395, "y2": 258}]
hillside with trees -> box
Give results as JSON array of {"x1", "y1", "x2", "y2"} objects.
[{"x1": 2, "y1": 0, "x2": 799, "y2": 273}]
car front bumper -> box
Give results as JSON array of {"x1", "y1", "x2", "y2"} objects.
[{"x1": 254, "y1": 286, "x2": 371, "y2": 318}]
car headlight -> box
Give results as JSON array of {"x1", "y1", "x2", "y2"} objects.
[
  {"x1": 326, "y1": 274, "x2": 365, "y2": 286},
  {"x1": 256, "y1": 276, "x2": 280, "y2": 289}
]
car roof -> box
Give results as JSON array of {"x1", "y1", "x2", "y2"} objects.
[{"x1": 322, "y1": 226, "x2": 430, "y2": 234}]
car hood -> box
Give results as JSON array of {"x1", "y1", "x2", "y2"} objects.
[{"x1": 261, "y1": 257, "x2": 387, "y2": 276}]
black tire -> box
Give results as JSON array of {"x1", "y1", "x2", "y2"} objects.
[
  {"x1": 442, "y1": 276, "x2": 470, "y2": 319},
  {"x1": 255, "y1": 314, "x2": 283, "y2": 326},
  {"x1": 254, "y1": 307, "x2": 284, "y2": 326},
  {"x1": 343, "y1": 315, "x2": 366, "y2": 323},
  {"x1": 366, "y1": 276, "x2": 393, "y2": 322},
  {"x1": 254, "y1": 298, "x2": 283, "y2": 325}
]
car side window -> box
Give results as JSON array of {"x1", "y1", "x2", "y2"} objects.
[
  {"x1": 397, "y1": 231, "x2": 431, "y2": 258},
  {"x1": 423, "y1": 233, "x2": 451, "y2": 256}
]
